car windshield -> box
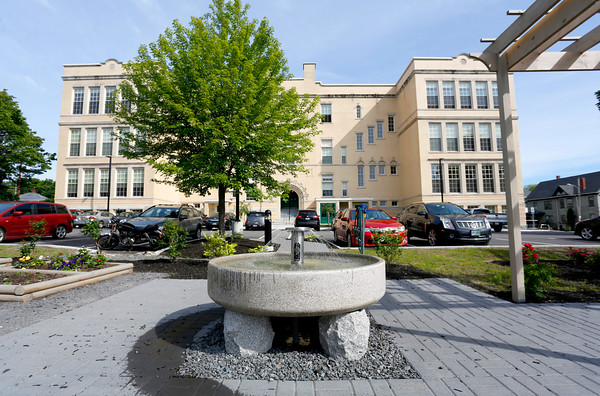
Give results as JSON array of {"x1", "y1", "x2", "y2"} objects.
[
  {"x1": 426, "y1": 204, "x2": 468, "y2": 216},
  {"x1": 350, "y1": 209, "x2": 392, "y2": 220},
  {"x1": 248, "y1": 213, "x2": 264, "y2": 217},
  {"x1": 140, "y1": 207, "x2": 179, "y2": 218},
  {"x1": 0, "y1": 203, "x2": 17, "y2": 213}
]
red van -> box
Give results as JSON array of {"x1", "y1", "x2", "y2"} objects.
[{"x1": 0, "y1": 202, "x2": 74, "y2": 242}]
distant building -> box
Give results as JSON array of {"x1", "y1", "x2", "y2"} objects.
[
  {"x1": 55, "y1": 56, "x2": 525, "y2": 224},
  {"x1": 525, "y1": 171, "x2": 600, "y2": 229}
]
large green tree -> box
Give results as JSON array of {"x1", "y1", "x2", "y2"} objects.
[
  {"x1": 115, "y1": 0, "x2": 320, "y2": 234},
  {"x1": 596, "y1": 90, "x2": 600, "y2": 111},
  {"x1": 0, "y1": 90, "x2": 55, "y2": 201}
]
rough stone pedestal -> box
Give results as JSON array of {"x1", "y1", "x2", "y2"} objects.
[
  {"x1": 223, "y1": 310, "x2": 274, "y2": 355},
  {"x1": 318, "y1": 310, "x2": 370, "y2": 361}
]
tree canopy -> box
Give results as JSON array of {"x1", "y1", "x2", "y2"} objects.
[
  {"x1": 115, "y1": 0, "x2": 321, "y2": 233},
  {"x1": 0, "y1": 90, "x2": 55, "y2": 201},
  {"x1": 596, "y1": 90, "x2": 600, "y2": 112}
]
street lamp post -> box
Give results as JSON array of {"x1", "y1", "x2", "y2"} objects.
[{"x1": 106, "y1": 155, "x2": 112, "y2": 212}]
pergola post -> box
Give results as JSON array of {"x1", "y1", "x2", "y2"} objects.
[{"x1": 497, "y1": 54, "x2": 525, "y2": 303}]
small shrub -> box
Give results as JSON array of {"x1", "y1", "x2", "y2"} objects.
[
  {"x1": 373, "y1": 230, "x2": 407, "y2": 266},
  {"x1": 248, "y1": 245, "x2": 268, "y2": 253},
  {"x1": 49, "y1": 249, "x2": 107, "y2": 271},
  {"x1": 521, "y1": 243, "x2": 557, "y2": 300},
  {"x1": 202, "y1": 233, "x2": 237, "y2": 258},
  {"x1": 158, "y1": 219, "x2": 188, "y2": 261},
  {"x1": 567, "y1": 247, "x2": 600, "y2": 269},
  {"x1": 19, "y1": 219, "x2": 47, "y2": 259},
  {"x1": 14, "y1": 255, "x2": 47, "y2": 269},
  {"x1": 82, "y1": 219, "x2": 103, "y2": 253},
  {"x1": 304, "y1": 233, "x2": 319, "y2": 242}
]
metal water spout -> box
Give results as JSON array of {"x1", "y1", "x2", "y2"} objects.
[{"x1": 287, "y1": 227, "x2": 310, "y2": 267}]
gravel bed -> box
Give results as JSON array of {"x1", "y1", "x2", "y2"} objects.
[
  {"x1": 178, "y1": 316, "x2": 420, "y2": 381},
  {"x1": 0, "y1": 272, "x2": 166, "y2": 336}
]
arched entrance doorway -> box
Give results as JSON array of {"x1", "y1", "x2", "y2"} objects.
[{"x1": 280, "y1": 190, "x2": 299, "y2": 223}]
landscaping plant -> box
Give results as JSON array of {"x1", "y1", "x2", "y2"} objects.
[
  {"x1": 81, "y1": 219, "x2": 104, "y2": 253},
  {"x1": 567, "y1": 247, "x2": 600, "y2": 270},
  {"x1": 202, "y1": 233, "x2": 237, "y2": 258},
  {"x1": 373, "y1": 230, "x2": 407, "y2": 267},
  {"x1": 158, "y1": 219, "x2": 188, "y2": 261},
  {"x1": 522, "y1": 243, "x2": 557, "y2": 300},
  {"x1": 49, "y1": 249, "x2": 107, "y2": 271},
  {"x1": 19, "y1": 218, "x2": 47, "y2": 259}
]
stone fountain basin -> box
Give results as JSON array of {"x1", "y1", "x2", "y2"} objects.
[{"x1": 207, "y1": 252, "x2": 386, "y2": 317}]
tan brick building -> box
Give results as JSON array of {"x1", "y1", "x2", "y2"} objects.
[{"x1": 55, "y1": 56, "x2": 524, "y2": 224}]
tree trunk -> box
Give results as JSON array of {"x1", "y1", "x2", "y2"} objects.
[{"x1": 218, "y1": 183, "x2": 226, "y2": 236}]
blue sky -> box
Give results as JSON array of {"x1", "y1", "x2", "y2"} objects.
[{"x1": 2, "y1": 0, "x2": 598, "y2": 186}]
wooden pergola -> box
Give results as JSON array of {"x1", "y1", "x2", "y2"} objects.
[{"x1": 471, "y1": 0, "x2": 600, "y2": 302}]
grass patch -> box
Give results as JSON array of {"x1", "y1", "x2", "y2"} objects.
[{"x1": 0, "y1": 246, "x2": 77, "y2": 259}]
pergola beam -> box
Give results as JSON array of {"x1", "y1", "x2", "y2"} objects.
[
  {"x1": 564, "y1": 24, "x2": 600, "y2": 53},
  {"x1": 505, "y1": 0, "x2": 600, "y2": 70},
  {"x1": 512, "y1": 50, "x2": 600, "y2": 71}
]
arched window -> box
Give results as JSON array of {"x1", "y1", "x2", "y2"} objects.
[{"x1": 356, "y1": 105, "x2": 361, "y2": 119}]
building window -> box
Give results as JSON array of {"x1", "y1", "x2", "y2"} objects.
[
  {"x1": 122, "y1": 97, "x2": 131, "y2": 113},
  {"x1": 475, "y1": 82, "x2": 489, "y2": 109},
  {"x1": 85, "y1": 128, "x2": 97, "y2": 156},
  {"x1": 133, "y1": 168, "x2": 144, "y2": 197},
  {"x1": 391, "y1": 201, "x2": 398, "y2": 207},
  {"x1": 102, "y1": 128, "x2": 113, "y2": 156},
  {"x1": 357, "y1": 166, "x2": 364, "y2": 188},
  {"x1": 321, "y1": 104, "x2": 332, "y2": 123},
  {"x1": 465, "y1": 165, "x2": 478, "y2": 193},
  {"x1": 367, "y1": 127, "x2": 375, "y2": 144},
  {"x1": 426, "y1": 81, "x2": 439, "y2": 108},
  {"x1": 356, "y1": 105, "x2": 361, "y2": 119},
  {"x1": 73, "y1": 88, "x2": 84, "y2": 114},
  {"x1": 369, "y1": 165, "x2": 376, "y2": 180},
  {"x1": 390, "y1": 165, "x2": 397, "y2": 175},
  {"x1": 482, "y1": 164, "x2": 494, "y2": 192},
  {"x1": 462, "y1": 124, "x2": 475, "y2": 151},
  {"x1": 495, "y1": 124, "x2": 502, "y2": 151},
  {"x1": 118, "y1": 128, "x2": 129, "y2": 156},
  {"x1": 356, "y1": 133, "x2": 363, "y2": 151},
  {"x1": 442, "y1": 81, "x2": 456, "y2": 108},
  {"x1": 499, "y1": 165, "x2": 505, "y2": 193},
  {"x1": 69, "y1": 129, "x2": 81, "y2": 157},
  {"x1": 448, "y1": 164, "x2": 461, "y2": 193},
  {"x1": 560, "y1": 198, "x2": 565, "y2": 209},
  {"x1": 341, "y1": 146, "x2": 346, "y2": 164},
  {"x1": 321, "y1": 139, "x2": 333, "y2": 164},
  {"x1": 479, "y1": 124, "x2": 492, "y2": 151},
  {"x1": 105, "y1": 87, "x2": 116, "y2": 114},
  {"x1": 89, "y1": 87, "x2": 100, "y2": 114},
  {"x1": 83, "y1": 169, "x2": 94, "y2": 197},
  {"x1": 380, "y1": 201, "x2": 387, "y2": 207},
  {"x1": 116, "y1": 169, "x2": 127, "y2": 197},
  {"x1": 431, "y1": 164, "x2": 441, "y2": 193},
  {"x1": 388, "y1": 115, "x2": 395, "y2": 132},
  {"x1": 376, "y1": 121, "x2": 384, "y2": 139},
  {"x1": 342, "y1": 182, "x2": 348, "y2": 197},
  {"x1": 446, "y1": 123, "x2": 458, "y2": 152},
  {"x1": 99, "y1": 169, "x2": 109, "y2": 197},
  {"x1": 459, "y1": 82, "x2": 472, "y2": 109},
  {"x1": 67, "y1": 170, "x2": 78, "y2": 197},
  {"x1": 589, "y1": 196, "x2": 595, "y2": 207},
  {"x1": 492, "y1": 82, "x2": 499, "y2": 109},
  {"x1": 378, "y1": 164, "x2": 385, "y2": 175},
  {"x1": 322, "y1": 175, "x2": 333, "y2": 197},
  {"x1": 544, "y1": 200, "x2": 552, "y2": 210},
  {"x1": 429, "y1": 123, "x2": 442, "y2": 151}
]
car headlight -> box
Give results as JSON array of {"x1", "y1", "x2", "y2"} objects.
[{"x1": 440, "y1": 217, "x2": 455, "y2": 229}]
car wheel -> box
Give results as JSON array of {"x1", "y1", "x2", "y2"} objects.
[
  {"x1": 99, "y1": 220, "x2": 105, "y2": 228},
  {"x1": 0, "y1": 227, "x2": 5, "y2": 243},
  {"x1": 194, "y1": 227, "x2": 202, "y2": 240},
  {"x1": 493, "y1": 225, "x2": 502, "y2": 232},
  {"x1": 346, "y1": 232, "x2": 353, "y2": 247},
  {"x1": 427, "y1": 229, "x2": 438, "y2": 246},
  {"x1": 580, "y1": 227, "x2": 596, "y2": 240},
  {"x1": 315, "y1": 225, "x2": 320, "y2": 231},
  {"x1": 53, "y1": 224, "x2": 67, "y2": 239}
]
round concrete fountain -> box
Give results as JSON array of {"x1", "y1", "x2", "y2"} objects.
[{"x1": 206, "y1": 227, "x2": 386, "y2": 360}]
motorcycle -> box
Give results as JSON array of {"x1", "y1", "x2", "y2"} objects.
[{"x1": 97, "y1": 218, "x2": 163, "y2": 250}]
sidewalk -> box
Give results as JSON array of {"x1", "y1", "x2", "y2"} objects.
[{"x1": 1, "y1": 233, "x2": 599, "y2": 394}]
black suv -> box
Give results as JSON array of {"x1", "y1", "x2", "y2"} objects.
[
  {"x1": 122, "y1": 204, "x2": 205, "y2": 239},
  {"x1": 294, "y1": 210, "x2": 320, "y2": 231},
  {"x1": 398, "y1": 202, "x2": 491, "y2": 246}
]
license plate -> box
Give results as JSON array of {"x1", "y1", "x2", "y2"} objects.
[{"x1": 471, "y1": 230, "x2": 481, "y2": 236}]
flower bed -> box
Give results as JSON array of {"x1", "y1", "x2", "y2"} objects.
[{"x1": 0, "y1": 260, "x2": 133, "y2": 302}]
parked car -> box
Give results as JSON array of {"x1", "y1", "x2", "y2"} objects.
[
  {"x1": 332, "y1": 208, "x2": 407, "y2": 247},
  {"x1": 205, "y1": 213, "x2": 235, "y2": 230},
  {"x1": 244, "y1": 211, "x2": 266, "y2": 230},
  {"x1": 574, "y1": 217, "x2": 600, "y2": 240},
  {"x1": 82, "y1": 211, "x2": 114, "y2": 228},
  {"x1": 468, "y1": 207, "x2": 507, "y2": 232},
  {"x1": 398, "y1": 202, "x2": 491, "y2": 246},
  {"x1": 0, "y1": 202, "x2": 73, "y2": 242},
  {"x1": 121, "y1": 204, "x2": 204, "y2": 240},
  {"x1": 110, "y1": 211, "x2": 138, "y2": 225},
  {"x1": 294, "y1": 210, "x2": 320, "y2": 231},
  {"x1": 70, "y1": 209, "x2": 85, "y2": 228}
]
